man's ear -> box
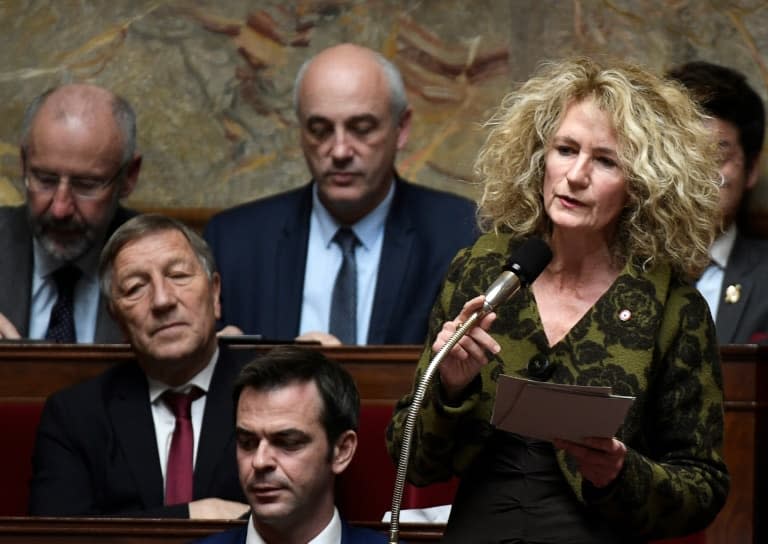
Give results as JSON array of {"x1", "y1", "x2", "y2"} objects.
[
  {"x1": 331, "y1": 430, "x2": 357, "y2": 476},
  {"x1": 19, "y1": 148, "x2": 27, "y2": 176},
  {"x1": 118, "y1": 154, "x2": 142, "y2": 199},
  {"x1": 746, "y1": 154, "x2": 762, "y2": 191},
  {"x1": 396, "y1": 108, "x2": 412, "y2": 151},
  {"x1": 106, "y1": 299, "x2": 130, "y2": 343},
  {"x1": 211, "y1": 272, "x2": 222, "y2": 321}
]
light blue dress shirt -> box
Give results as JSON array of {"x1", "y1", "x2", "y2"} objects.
[
  {"x1": 298, "y1": 182, "x2": 395, "y2": 344},
  {"x1": 28, "y1": 239, "x2": 101, "y2": 342},
  {"x1": 696, "y1": 223, "x2": 737, "y2": 321}
]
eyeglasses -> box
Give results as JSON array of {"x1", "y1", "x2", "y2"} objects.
[{"x1": 25, "y1": 164, "x2": 126, "y2": 200}]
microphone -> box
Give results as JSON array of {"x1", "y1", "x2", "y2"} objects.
[
  {"x1": 388, "y1": 237, "x2": 552, "y2": 543},
  {"x1": 479, "y1": 237, "x2": 553, "y2": 316}
]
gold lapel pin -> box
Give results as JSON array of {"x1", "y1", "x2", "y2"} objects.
[{"x1": 724, "y1": 284, "x2": 741, "y2": 304}]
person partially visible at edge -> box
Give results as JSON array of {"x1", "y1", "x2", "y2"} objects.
[
  {"x1": 668, "y1": 60, "x2": 768, "y2": 344},
  {"x1": 194, "y1": 346, "x2": 388, "y2": 544},
  {"x1": 204, "y1": 43, "x2": 478, "y2": 346},
  {"x1": 387, "y1": 57, "x2": 728, "y2": 543},
  {"x1": 0, "y1": 83, "x2": 140, "y2": 342},
  {"x1": 29, "y1": 214, "x2": 249, "y2": 519}
]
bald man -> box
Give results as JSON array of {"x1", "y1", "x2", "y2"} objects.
[
  {"x1": 0, "y1": 83, "x2": 141, "y2": 342},
  {"x1": 205, "y1": 43, "x2": 478, "y2": 346}
]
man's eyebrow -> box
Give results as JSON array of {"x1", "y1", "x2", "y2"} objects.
[{"x1": 271, "y1": 428, "x2": 310, "y2": 439}]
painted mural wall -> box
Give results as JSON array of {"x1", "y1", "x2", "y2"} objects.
[{"x1": 1, "y1": 0, "x2": 767, "y2": 226}]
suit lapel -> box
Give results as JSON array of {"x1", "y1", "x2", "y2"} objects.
[
  {"x1": 0, "y1": 207, "x2": 34, "y2": 335},
  {"x1": 274, "y1": 185, "x2": 313, "y2": 338},
  {"x1": 194, "y1": 348, "x2": 239, "y2": 497},
  {"x1": 716, "y1": 237, "x2": 755, "y2": 344},
  {"x1": 107, "y1": 364, "x2": 165, "y2": 508},
  {"x1": 368, "y1": 180, "x2": 414, "y2": 344}
]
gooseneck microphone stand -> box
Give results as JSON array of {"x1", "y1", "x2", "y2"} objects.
[
  {"x1": 387, "y1": 270, "x2": 526, "y2": 544},
  {"x1": 387, "y1": 237, "x2": 552, "y2": 544}
]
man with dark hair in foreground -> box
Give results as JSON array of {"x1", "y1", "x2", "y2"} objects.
[{"x1": 196, "y1": 346, "x2": 387, "y2": 543}]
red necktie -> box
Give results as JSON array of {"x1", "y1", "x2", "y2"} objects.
[{"x1": 163, "y1": 387, "x2": 204, "y2": 505}]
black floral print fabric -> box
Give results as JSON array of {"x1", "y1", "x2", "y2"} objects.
[{"x1": 386, "y1": 232, "x2": 729, "y2": 539}]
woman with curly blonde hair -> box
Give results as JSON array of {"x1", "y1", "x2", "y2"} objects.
[
  {"x1": 477, "y1": 57, "x2": 720, "y2": 279},
  {"x1": 388, "y1": 57, "x2": 728, "y2": 542}
]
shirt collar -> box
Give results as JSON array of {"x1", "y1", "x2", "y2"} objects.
[
  {"x1": 710, "y1": 223, "x2": 738, "y2": 269},
  {"x1": 246, "y1": 508, "x2": 342, "y2": 544},
  {"x1": 147, "y1": 347, "x2": 219, "y2": 403},
  {"x1": 311, "y1": 180, "x2": 396, "y2": 251}
]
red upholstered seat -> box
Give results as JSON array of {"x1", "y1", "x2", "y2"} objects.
[
  {"x1": 337, "y1": 402, "x2": 459, "y2": 522},
  {"x1": 0, "y1": 401, "x2": 44, "y2": 515}
]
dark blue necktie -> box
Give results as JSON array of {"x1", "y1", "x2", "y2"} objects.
[
  {"x1": 329, "y1": 227, "x2": 359, "y2": 345},
  {"x1": 45, "y1": 265, "x2": 81, "y2": 343}
]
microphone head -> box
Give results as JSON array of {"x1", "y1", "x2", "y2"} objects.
[{"x1": 508, "y1": 237, "x2": 552, "y2": 286}]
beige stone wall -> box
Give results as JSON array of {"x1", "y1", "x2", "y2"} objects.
[{"x1": 2, "y1": 0, "x2": 768, "y2": 226}]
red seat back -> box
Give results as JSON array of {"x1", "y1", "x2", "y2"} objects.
[
  {"x1": 336, "y1": 403, "x2": 458, "y2": 522},
  {"x1": 0, "y1": 401, "x2": 44, "y2": 515}
]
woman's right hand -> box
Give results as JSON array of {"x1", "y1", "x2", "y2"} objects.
[{"x1": 436, "y1": 295, "x2": 501, "y2": 402}]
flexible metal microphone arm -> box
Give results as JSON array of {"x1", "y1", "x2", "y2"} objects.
[
  {"x1": 388, "y1": 271, "x2": 517, "y2": 543},
  {"x1": 388, "y1": 313, "x2": 481, "y2": 543},
  {"x1": 387, "y1": 238, "x2": 551, "y2": 543}
]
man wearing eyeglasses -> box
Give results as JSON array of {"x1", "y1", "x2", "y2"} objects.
[{"x1": 0, "y1": 83, "x2": 141, "y2": 342}]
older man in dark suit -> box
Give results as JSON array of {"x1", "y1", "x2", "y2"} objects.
[
  {"x1": 0, "y1": 83, "x2": 141, "y2": 343},
  {"x1": 204, "y1": 43, "x2": 477, "y2": 346},
  {"x1": 29, "y1": 215, "x2": 249, "y2": 519}
]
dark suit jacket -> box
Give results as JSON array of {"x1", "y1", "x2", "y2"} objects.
[
  {"x1": 193, "y1": 520, "x2": 388, "y2": 543},
  {"x1": 204, "y1": 178, "x2": 478, "y2": 345},
  {"x1": 0, "y1": 204, "x2": 134, "y2": 342},
  {"x1": 28, "y1": 345, "x2": 246, "y2": 517},
  {"x1": 716, "y1": 234, "x2": 768, "y2": 344}
]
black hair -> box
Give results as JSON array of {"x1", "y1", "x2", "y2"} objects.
[
  {"x1": 668, "y1": 61, "x2": 765, "y2": 173},
  {"x1": 233, "y1": 346, "x2": 360, "y2": 448}
]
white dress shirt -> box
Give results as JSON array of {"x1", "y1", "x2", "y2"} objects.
[
  {"x1": 147, "y1": 348, "x2": 218, "y2": 489},
  {"x1": 298, "y1": 182, "x2": 394, "y2": 344},
  {"x1": 29, "y1": 239, "x2": 101, "y2": 342},
  {"x1": 245, "y1": 508, "x2": 342, "y2": 544},
  {"x1": 697, "y1": 224, "x2": 737, "y2": 321}
]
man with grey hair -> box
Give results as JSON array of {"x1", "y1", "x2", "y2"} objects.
[
  {"x1": 29, "y1": 214, "x2": 250, "y2": 519},
  {"x1": 205, "y1": 43, "x2": 477, "y2": 346},
  {"x1": 0, "y1": 83, "x2": 140, "y2": 342}
]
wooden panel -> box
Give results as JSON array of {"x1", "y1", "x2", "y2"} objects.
[
  {"x1": 0, "y1": 518, "x2": 439, "y2": 543},
  {"x1": 0, "y1": 343, "x2": 419, "y2": 402}
]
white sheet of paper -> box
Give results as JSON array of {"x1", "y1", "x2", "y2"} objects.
[{"x1": 491, "y1": 375, "x2": 635, "y2": 444}]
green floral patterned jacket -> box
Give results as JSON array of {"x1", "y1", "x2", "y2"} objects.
[{"x1": 386, "y1": 233, "x2": 729, "y2": 539}]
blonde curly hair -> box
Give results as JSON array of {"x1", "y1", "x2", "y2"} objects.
[{"x1": 476, "y1": 57, "x2": 721, "y2": 279}]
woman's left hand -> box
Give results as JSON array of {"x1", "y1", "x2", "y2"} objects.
[{"x1": 552, "y1": 437, "x2": 627, "y2": 488}]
